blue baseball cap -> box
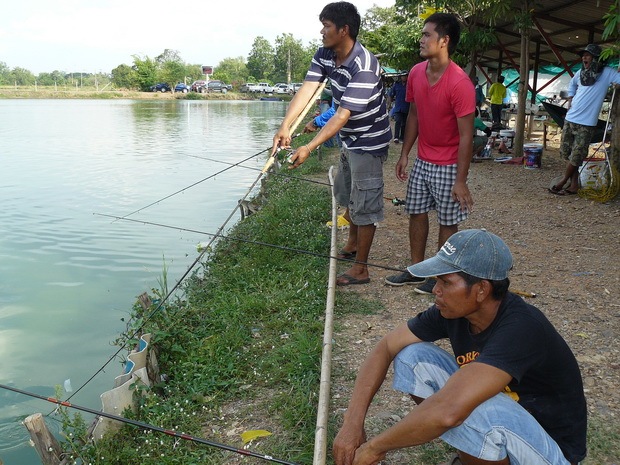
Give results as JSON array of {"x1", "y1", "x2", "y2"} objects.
[{"x1": 407, "y1": 229, "x2": 513, "y2": 280}]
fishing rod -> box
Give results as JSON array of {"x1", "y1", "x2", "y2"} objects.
[
  {"x1": 67, "y1": 86, "x2": 335, "y2": 411},
  {"x1": 185, "y1": 154, "x2": 332, "y2": 187},
  {"x1": 94, "y1": 213, "x2": 406, "y2": 274},
  {"x1": 119, "y1": 81, "x2": 325, "y2": 221},
  {"x1": 72, "y1": 142, "x2": 314, "y2": 402},
  {"x1": 263, "y1": 82, "x2": 327, "y2": 175},
  {"x1": 117, "y1": 146, "x2": 273, "y2": 220},
  {"x1": 1, "y1": 383, "x2": 299, "y2": 465}
]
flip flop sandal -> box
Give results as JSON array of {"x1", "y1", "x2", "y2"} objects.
[
  {"x1": 560, "y1": 189, "x2": 577, "y2": 195},
  {"x1": 336, "y1": 273, "x2": 370, "y2": 286},
  {"x1": 548, "y1": 185, "x2": 564, "y2": 195},
  {"x1": 337, "y1": 249, "x2": 357, "y2": 260}
]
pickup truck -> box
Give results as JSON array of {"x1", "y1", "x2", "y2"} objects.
[
  {"x1": 244, "y1": 82, "x2": 274, "y2": 93},
  {"x1": 207, "y1": 80, "x2": 232, "y2": 93}
]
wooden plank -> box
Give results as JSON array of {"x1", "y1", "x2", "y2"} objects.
[{"x1": 24, "y1": 413, "x2": 65, "y2": 465}]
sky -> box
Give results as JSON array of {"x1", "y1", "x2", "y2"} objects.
[{"x1": 1, "y1": 0, "x2": 396, "y2": 75}]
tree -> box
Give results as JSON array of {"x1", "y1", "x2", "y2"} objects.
[
  {"x1": 37, "y1": 70, "x2": 67, "y2": 86},
  {"x1": 160, "y1": 60, "x2": 186, "y2": 86},
  {"x1": 512, "y1": 4, "x2": 535, "y2": 158},
  {"x1": 155, "y1": 49, "x2": 184, "y2": 65},
  {"x1": 131, "y1": 55, "x2": 158, "y2": 91},
  {"x1": 0, "y1": 61, "x2": 10, "y2": 85},
  {"x1": 9, "y1": 67, "x2": 36, "y2": 86},
  {"x1": 112, "y1": 64, "x2": 138, "y2": 90},
  {"x1": 273, "y1": 34, "x2": 308, "y2": 83},
  {"x1": 360, "y1": 5, "x2": 422, "y2": 71},
  {"x1": 392, "y1": 0, "x2": 511, "y2": 73},
  {"x1": 247, "y1": 37, "x2": 275, "y2": 82},
  {"x1": 602, "y1": 1, "x2": 620, "y2": 177},
  {"x1": 211, "y1": 57, "x2": 248, "y2": 87}
]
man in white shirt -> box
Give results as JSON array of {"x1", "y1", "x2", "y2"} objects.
[{"x1": 549, "y1": 44, "x2": 620, "y2": 195}]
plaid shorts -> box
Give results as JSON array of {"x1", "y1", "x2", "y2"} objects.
[
  {"x1": 560, "y1": 121, "x2": 595, "y2": 167},
  {"x1": 405, "y1": 158, "x2": 468, "y2": 226}
]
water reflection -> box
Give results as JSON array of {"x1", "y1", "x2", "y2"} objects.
[{"x1": 0, "y1": 98, "x2": 286, "y2": 464}]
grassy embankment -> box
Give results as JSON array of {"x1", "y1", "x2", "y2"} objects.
[
  {"x1": 29, "y1": 91, "x2": 619, "y2": 464},
  {"x1": 56, "y1": 139, "x2": 379, "y2": 465}
]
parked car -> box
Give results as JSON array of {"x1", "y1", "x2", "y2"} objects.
[
  {"x1": 273, "y1": 83, "x2": 292, "y2": 94},
  {"x1": 243, "y1": 82, "x2": 274, "y2": 93},
  {"x1": 190, "y1": 80, "x2": 207, "y2": 93},
  {"x1": 150, "y1": 83, "x2": 171, "y2": 93},
  {"x1": 291, "y1": 82, "x2": 303, "y2": 93},
  {"x1": 175, "y1": 83, "x2": 190, "y2": 93},
  {"x1": 207, "y1": 80, "x2": 232, "y2": 93},
  {"x1": 255, "y1": 82, "x2": 274, "y2": 93}
]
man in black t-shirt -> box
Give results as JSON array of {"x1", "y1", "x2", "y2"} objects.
[{"x1": 333, "y1": 229, "x2": 586, "y2": 465}]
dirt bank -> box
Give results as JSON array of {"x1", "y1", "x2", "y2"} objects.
[{"x1": 330, "y1": 134, "x2": 619, "y2": 463}]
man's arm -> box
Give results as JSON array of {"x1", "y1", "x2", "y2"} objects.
[
  {"x1": 288, "y1": 106, "x2": 350, "y2": 169},
  {"x1": 452, "y1": 113, "x2": 474, "y2": 212},
  {"x1": 333, "y1": 323, "x2": 422, "y2": 465},
  {"x1": 395, "y1": 102, "x2": 419, "y2": 181},
  {"x1": 352, "y1": 362, "x2": 513, "y2": 465},
  {"x1": 271, "y1": 81, "x2": 321, "y2": 155}
]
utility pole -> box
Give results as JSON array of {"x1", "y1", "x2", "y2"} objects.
[{"x1": 287, "y1": 48, "x2": 291, "y2": 84}]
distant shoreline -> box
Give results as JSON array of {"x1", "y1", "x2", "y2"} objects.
[{"x1": 0, "y1": 87, "x2": 257, "y2": 100}]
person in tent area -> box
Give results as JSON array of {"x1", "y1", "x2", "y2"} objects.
[
  {"x1": 473, "y1": 76, "x2": 485, "y2": 111},
  {"x1": 548, "y1": 43, "x2": 620, "y2": 195},
  {"x1": 472, "y1": 108, "x2": 492, "y2": 160},
  {"x1": 384, "y1": 12, "x2": 474, "y2": 295},
  {"x1": 271, "y1": 1, "x2": 391, "y2": 286},
  {"x1": 333, "y1": 229, "x2": 587, "y2": 465},
  {"x1": 388, "y1": 72, "x2": 410, "y2": 143},
  {"x1": 488, "y1": 75, "x2": 506, "y2": 130}
]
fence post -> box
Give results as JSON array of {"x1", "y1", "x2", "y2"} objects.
[{"x1": 24, "y1": 413, "x2": 65, "y2": 465}]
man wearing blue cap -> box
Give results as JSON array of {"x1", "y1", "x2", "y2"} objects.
[{"x1": 333, "y1": 229, "x2": 587, "y2": 465}]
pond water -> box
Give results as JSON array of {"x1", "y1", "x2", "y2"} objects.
[{"x1": 0, "y1": 98, "x2": 287, "y2": 464}]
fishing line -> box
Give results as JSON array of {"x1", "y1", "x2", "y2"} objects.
[
  {"x1": 94, "y1": 213, "x2": 406, "y2": 274},
  {"x1": 185, "y1": 154, "x2": 332, "y2": 187},
  {"x1": 64, "y1": 160, "x2": 271, "y2": 403},
  {"x1": 67, "y1": 83, "x2": 333, "y2": 413},
  {"x1": 69, "y1": 140, "x2": 311, "y2": 401},
  {"x1": 1, "y1": 383, "x2": 299, "y2": 465},
  {"x1": 117, "y1": 145, "x2": 273, "y2": 220}
]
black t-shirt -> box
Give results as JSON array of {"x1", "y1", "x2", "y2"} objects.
[{"x1": 407, "y1": 292, "x2": 587, "y2": 463}]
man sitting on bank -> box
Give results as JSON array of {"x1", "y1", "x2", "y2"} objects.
[{"x1": 333, "y1": 229, "x2": 587, "y2": 465}]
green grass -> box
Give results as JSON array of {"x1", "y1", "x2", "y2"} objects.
[
  {"x1": 57, "y1": 142, "x2": 620, "y2": 465},
  {"x1": 57, "y1": 145, "x2": 337, "y2": 464}
]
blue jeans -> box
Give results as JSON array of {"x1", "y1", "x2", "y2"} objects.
[{"x1": 392, "y1": 343, "x2": 571, "y2": 465}]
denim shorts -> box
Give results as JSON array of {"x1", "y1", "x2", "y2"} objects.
[
  {"x1": 333, "y1": 148, "x2": 387, "y2": 226},
  {"x1": 392, "y1": 343, "x2": 572, "y2": 465}
]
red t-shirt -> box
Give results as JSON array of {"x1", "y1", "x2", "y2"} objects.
[{"x1": 407, "y1": 61, "x2": 475, "y2": 165}]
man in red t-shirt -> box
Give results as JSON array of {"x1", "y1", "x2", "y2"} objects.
[{"x1": 385, "y1": 12, "x2": 475, "y2": 294}]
